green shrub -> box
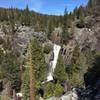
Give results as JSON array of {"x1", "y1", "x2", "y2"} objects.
[
  {"x1": 54, "y1": 83, "x2": 63, "y2": 97},
  {"x1": 43, "y1": 44, "x2": 52, "y2": 54},
  {"x1": 44, "y1": 82, "x2": 63, "y2": 98},
  {"x1": 44, "y1": 82, "x2": 55, "y2": 98}
]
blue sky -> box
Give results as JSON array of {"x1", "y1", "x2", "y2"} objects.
[{"x1": 0, "y1": 0, "x2": 88, "y2": 15}]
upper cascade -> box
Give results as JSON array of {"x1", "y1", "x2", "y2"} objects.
[{"x1": 47, "y1": 44, "x2": 61, "y2": 81}]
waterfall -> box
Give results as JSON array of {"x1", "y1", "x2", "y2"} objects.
[{"x1": 47, "y1": 44, "x2": 61, "y2": 81}]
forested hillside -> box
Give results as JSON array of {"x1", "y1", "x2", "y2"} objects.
[{"x1": 0, "y1": 0, "x2": 100, "y2": 100}]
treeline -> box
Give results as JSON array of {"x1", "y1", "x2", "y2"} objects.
[
  {"x1": 0, "y1": 6, "x2": 62, "y2": 31},
  {"x1": 0, "y1": 0, "x2": 95, "y2": 39}
]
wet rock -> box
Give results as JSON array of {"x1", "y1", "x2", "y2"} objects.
[{"x1": 61, "y1": 89, "x2": 78, "y2": 100}]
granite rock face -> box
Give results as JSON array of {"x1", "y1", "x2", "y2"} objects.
[
  {"x1": 74, "y1": 16, "x2": 100, "y2": 51},
  {"x1": 0, "y1": 25, "x2": 47, "y2": 55}
]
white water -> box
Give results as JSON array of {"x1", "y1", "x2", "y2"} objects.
[
  {"x1": 61, "y1": 88, "x2": 78, "y2": 100},
  {"x1": 47, "y1": 44, "x2": 61, "y2": 81}
]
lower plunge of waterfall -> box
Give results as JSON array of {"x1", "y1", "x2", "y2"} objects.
[{"x1": 47, "y1": 44, "x2": 61, "y2": 82}]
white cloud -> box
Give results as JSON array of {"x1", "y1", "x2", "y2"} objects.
[
  {"x1": 17, "y1": 0, "x2": 43, "y2": 11},
  {"x1": 29, "y1": 0, "x2": 43, "y2": 11}
]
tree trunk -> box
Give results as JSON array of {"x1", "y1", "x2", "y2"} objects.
[{"x1": 28, "y1": 43, "x2": 35, "y2": 100}]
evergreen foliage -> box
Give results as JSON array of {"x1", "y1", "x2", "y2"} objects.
[
  {"x1": 66, "y1": 46, "x2": 85, "y2": 86},
  {"x1": 85, "y1": 54, "x2": 100, "y2": 86},
  {"x1": 31, "y1": 39, "x2": 47, "y2": 81},
  {"x1": 43, "y1": 43, "x2": 52, "y2": 54},
  {"x1": 21, "y1": 39, "x2": 47, "y2": 100},
  {"x1": 54, "y1": 53, "x2": 67, "y2": 82},
  {"x1": 87, "y1": 0, "x2": 93, "y2": 15},
  {"x1": 0, "y1": 24, "x2": 21, "y2": 92},
  {"x1": 21, "y1": 69, "x2": 30, "y2": 100},
  {"x1": 44, "y1": 82, "x2": 63, "y2": 98}
]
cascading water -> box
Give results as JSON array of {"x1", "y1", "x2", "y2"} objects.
[{"x1": 47, "y1": 44, "x2": 61, "y2": 81}]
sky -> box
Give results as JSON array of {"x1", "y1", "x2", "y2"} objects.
[{"x1": 0, "y1": 0, "x2": 89, "y2": 15}]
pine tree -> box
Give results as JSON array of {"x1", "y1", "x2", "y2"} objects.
[
  {"x1": 92, "y1": 0, "x2": 100, "y2": 16},
  {"x1": 27, "y1": 43, "x2": 35, "y2": 100},
  {"x1": 87, "y1": 0, "x2": 93, "y2": 15},
  {"x1": 63, "y1": 8, "x2": 68, "y2": 28},
  {"x1": 73, "y1": 7, "x2": 78, "y2": 20},
  {"x1": 20, "y1": 5, "x2": 30, "y2": 26},
  {"x1": 31, "y1": 39, "x2": 47, "y2": 82},
  {"x1": 24, "y1": 5, "x2": 31, "y2": 26},
  {"x1": 54, "y1": 53, "x2": 67, "y2": 82},
  {"x1": 46, "y1": 18, "x2": 54, "y2": 39},
  {"x1": 62, "y1": 8, "x2": 70, "y2": 44},
  {"x1": 21, "y1": 39, "x2": 46, "y2": 99},
  {"x1": 77, "y1": 6, "x2": 85, "y2": 20}
]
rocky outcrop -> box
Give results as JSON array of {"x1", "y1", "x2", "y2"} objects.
[
  {"x1": 74, "y1": 28, "x2": 97, "y2": 51},
  {"x1": 17, "y1": 26, "x2": 47, "y2": 54},
  {"x1": 74, "y1": 16, "x2": 100, "y2": 51},
  {"x1": 51, "y1": 27, "x2": 62, "y2": 44},
  {"x1": 0, "y1": 25, "x2": 47, "y2": 55},
  {"x1": 61, "y1": 40, "x2": 76, "y2": 65}
]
